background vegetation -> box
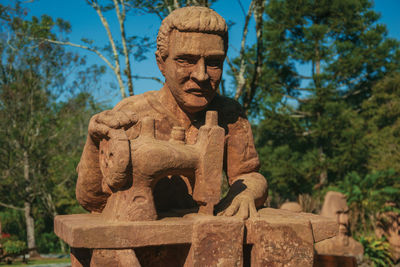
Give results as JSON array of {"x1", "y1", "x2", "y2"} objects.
[{"x1": 0, "y1": 0, "x2": 399, "y2": 265}]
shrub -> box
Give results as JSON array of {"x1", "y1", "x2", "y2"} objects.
[
  {"x1": 359, "y1": 236, "x2": 393, "y2": 267},
  {"x1": 2, "y1": 240, "x2": 27, "y2": 255}
]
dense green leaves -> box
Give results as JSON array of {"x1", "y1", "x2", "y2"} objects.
[
  {"x1": 0, "y1": 1, "x2": 105, "y2": 253},
  {"x1": 249, "y1": 0, "x2": 400, "y2": 202},
  {"x1": 359, "y1": 236, "x2": 394, "y2": 267},
  {"x1": 328, "y1": 170, "x2": 400, "y2": 233}
]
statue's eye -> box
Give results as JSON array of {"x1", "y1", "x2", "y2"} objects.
[
  {"x1": 206, "y1": 58, "x2": 223, "y2": 68},
  {"x1": 176, "y1": 57, "x2": 197, "y2": 66}
]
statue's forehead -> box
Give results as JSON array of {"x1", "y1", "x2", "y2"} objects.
[{"x1": 169, "y1": 30, "x2": 225, "y2": 56}]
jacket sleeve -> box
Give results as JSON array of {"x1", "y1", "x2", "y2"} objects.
[
  {"x1": 225, "y1": 116, "x2": 261, "y2": 185},
  {"x1": 76, "y1": 132, "x2": 110, "y2": 212}
]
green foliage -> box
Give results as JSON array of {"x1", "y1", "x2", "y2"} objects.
[
  {"x1": 359, "y1": 236, "x2": 393, "y2": 267},
  {"x1": 2, "y1": 240, "x2": 26, "y2": 255},
  {"x1": 0, "y1": 1, "x2": 107, "y2": 254},
  {"x1": 0, "y1": 211, "x2": 26, "y2": 242},
  {"x1": 250, "y1": 0, "x2": 400, "y2": 204},
  {"x1": 328, "y1": 170, "x2": 400, "y2": 233},
  {"x1": 362, "y1": 72, "x2": 400, "y2": 173},
  {"x1": 1, "y1": 236, "x2": 27, "y2": 256},
  {"x1": 36, "y1": 232, "x2": 60, "y2": 254}
]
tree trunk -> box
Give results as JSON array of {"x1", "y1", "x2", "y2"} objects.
[
  {"x1": 315, "y1": 46, "x2": 327, "y2": 188},
  {"x1": 23, "y1": 150, "x2": 39, "y2": 258},
  {"x1": 318, "y1": 146, "x2": 327, "y2": 186},
  {"x1": 243, "y1": 0, "x2": 264, "y2": 112},
  {"x1": 24, "y1": 201, "x2": 39, "y2": 257}
]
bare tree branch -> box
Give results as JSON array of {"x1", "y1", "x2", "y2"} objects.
[
  {"x1": 225, "y1": 56, "x2": 239, "y2": 80},
  {"x1": 301, "y1": 130, "x2": 314, "y2": 136},
  {"x1": 296, "y1": 87, "x2": 314, "y2": 92},
  {"x1": 113, "y1": 0, "x2": 134, "y2": 96},
  {"x1": 133, "y1": 75, "x2": 164, "y2": 84},
  {"x1": 87, "y1": 0, "x2": 126, "y2": 98},
  {"x1": 283, "y1": 94, "x2": 312, "y2": 104},
  {"x1": 37, "y1": 38, "x2": 115, "y2": 72},
  {"x1": 234, "y1": 0, "x2": 254, "y2": 100},
  {"x1": 0, "y1": 201, "x2": 24, "y2": 211},
  {"x1": 236, "y1": 0, "x2": 247, "y2": 17},
  {"x1": 243, "y1": 0, "x2": 264, "y2": 112}
]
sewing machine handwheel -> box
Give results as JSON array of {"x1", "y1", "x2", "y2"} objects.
[{"x1": 99, "y1": 130, "x2": 131, "y2": 189}]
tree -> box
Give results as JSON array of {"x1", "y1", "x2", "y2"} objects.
[
  {"x1": 38, "y1": 0, "x2": 217, "y2": 99},
  {"x1": 226, "y1": 0, "x2": 265, "y2": 111},
  {"x1": 361, "y1": 72, "x2": 400, "y2": 173},
  {"x1": 329, "y1": 170, "x2": 400, "y2": 234},
  {"x1": 0, "y1": 2, "x2": 104, "y2": 255},
  {"x1": 248, "y1": 0, "x2": 400, "y2": 200}
]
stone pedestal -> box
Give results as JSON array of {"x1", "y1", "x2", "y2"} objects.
[{"x1": 54, "y1": 209, "x2": 338, "y2": 267}]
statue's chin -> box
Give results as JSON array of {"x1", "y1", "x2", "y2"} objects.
[{"x1": 180, "y1": 96, "x2": 212, "y2": 114}]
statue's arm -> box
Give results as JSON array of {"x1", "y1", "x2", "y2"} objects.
[
  {"x1": 76, "y1": 135, "x2": 109, "y2": 212},
  {"x1": 76, "y1": 108, "x2": 137, "y2": 212},
  {"x1": 218, "y1": 116, "x2": 268, "y2": 218}
]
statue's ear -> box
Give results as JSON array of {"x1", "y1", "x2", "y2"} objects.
[{"x1": 155, "y1": 51, "x2": 165, "y2": 76}]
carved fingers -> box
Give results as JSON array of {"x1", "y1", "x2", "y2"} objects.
[
  {"x1": 89, "y1": 110, "x2": 137, "y2": 144},
  {"x1": 218, "y1": 191, "x2": 259, "y2": 220}
]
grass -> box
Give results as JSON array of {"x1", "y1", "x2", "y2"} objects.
[{"x1": 0, "y1": 257, "x2": 70, "y2": 266}]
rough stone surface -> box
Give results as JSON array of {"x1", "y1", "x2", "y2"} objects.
[
  {"x1": 248, "y1": 208, "x2": 316, "y2": 266},
  {"x1": 185, "y1": 215, "x2": 243, "y2": 267},
  {"x1": 56, "y1": 209, "x2": 339, "y2": 267},
  {"x1": 257, "y1": 208, "x2": 338, "y2": 243},
  {"x1": 280, "y1": 202, "x2": 302, "y2": 212},
  {"x1": 54, "y1": 214, "x2": 193, "y2": 248},
  {"x1": 314, "y1": 236, "x2": 364, "y2": 259}
]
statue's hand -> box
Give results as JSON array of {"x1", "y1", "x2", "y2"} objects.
[
  {"x1": 88, "y1": 110, "x2": 137, "y2": 145},
  {"x1": 217, "y1": 190, "x2": 258, "y2": 220},
  {"x1": 88, "y1": 110, "x2": 137, "y2": 191}
]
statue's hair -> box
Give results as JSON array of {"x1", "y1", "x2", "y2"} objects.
[{"x1": 157, "y1": 6, "x2": 228, "y2": 59}]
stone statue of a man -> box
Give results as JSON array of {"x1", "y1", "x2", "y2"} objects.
[
  {"x1": 76, "y1": 6, "x2": 267, "y2": 220},
  {"x1": 315, "y1": 191, "x2": 364, "y2": 260}
]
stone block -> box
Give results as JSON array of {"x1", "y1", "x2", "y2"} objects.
[
  {"x1": 247, "y1": 209, "x2": 314, "y2": 266},
  {"x1": 185, "y1": 215, "x2": 243, "y2": 267}
]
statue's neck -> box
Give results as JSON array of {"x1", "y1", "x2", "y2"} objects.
[
  {"x1": 159, "y1": 86, "x2": 197, "y2": 129},
  {"x1": 338, "y1": 232, "x2": 350, "y2": 246}
]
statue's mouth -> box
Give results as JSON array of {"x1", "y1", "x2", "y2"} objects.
[
  {"x1": 338, "y1": 224, "x2": 348, "y2": 234},
  {"x1": 186, "y1": 88, "x2": 208, "y2": 96}
]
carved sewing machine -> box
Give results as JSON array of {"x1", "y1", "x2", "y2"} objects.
[{"x1": 98, "y1": 110, "x2": 225, "y2": 221}]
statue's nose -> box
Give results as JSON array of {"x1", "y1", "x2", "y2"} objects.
[
  {"x1": 191, "y1": 57, "x2": 209, "y2": 82},
  {"x1": 338, "y1": 213, "x2": 349, "y2": 225}
]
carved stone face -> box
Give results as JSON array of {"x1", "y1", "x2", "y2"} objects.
[
  {"x1": 157, "y1": 30, "x2": 225, "y2": 114},
  {"x1": 321, "y1": 191, "x2": 350, "y2": 236},
  {"x1": 336, "y1": 208, "x2": 350, "y2": 235}
]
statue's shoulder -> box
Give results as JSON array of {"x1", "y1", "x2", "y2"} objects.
[
  {"x1": 113, "y1": 91, "x2": 159, "y2": 113},
  {"x1": 314, "y1": 236, "x2": 336, "y2": 254},
  {"x1": 211, "y1": 94, "x2": 247, "y2": 125}
]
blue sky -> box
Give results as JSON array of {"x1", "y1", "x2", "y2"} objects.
[{"x1": 8, "y1": 0, "x2": 400, "y2": 106}]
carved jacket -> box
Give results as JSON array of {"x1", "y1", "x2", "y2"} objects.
[{"x1": 76, "y1": 91, "x2": 260, "y2": 213}]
